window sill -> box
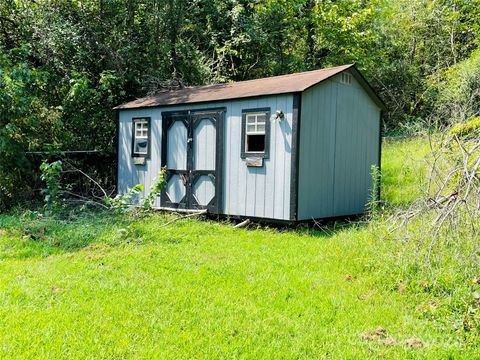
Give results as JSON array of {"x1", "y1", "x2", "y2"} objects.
[
  {"x1": 244, "y1": 157, "x2": 264, "y2": 167},
  {"x1": 241, "y1": 152, "x2": 268, "y2": 160},
  {"x1": 133, "y1": 157, "x2": 146, "y2": 165}
]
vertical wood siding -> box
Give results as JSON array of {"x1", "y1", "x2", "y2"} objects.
[
  {"x1": 193, "y1": 119, "x2": 216, "y2": 170},
  {"x1": 117, "y1": 94, "x2": 293, "y2": 220},
  {"x1": 297, "y1": 73, "x2": 381, "y2": 220},
  {"x1": 297, "y1": 81, "x2": 337, "y2": 219},
  {"x1": 167, "y1": 121, "x2": 188, "y2": 170}
]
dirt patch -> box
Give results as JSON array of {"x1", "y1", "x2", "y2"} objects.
[
  {"x1": 362, "y1": 327, "x2": 424, "y2": 349},
  {"x1": 361, "y1": 327, "x2": 396, "y2": 346},
  {"x1": 405, "y1": 338, "x2": 423, "y2": 348},
  {"x1": 50, "y1": 285, "x2": 64, "y2": 293},
  {"x1": 82, "y1": 244, "x2": 100, "y2": 251},
  {"x1": 417, "y1": 299, "x2": 440, "y2": 314}
]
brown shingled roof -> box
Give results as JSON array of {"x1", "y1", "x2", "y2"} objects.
[{"x1": 114, "y1": 64, "x2": 382, "y2": 110}]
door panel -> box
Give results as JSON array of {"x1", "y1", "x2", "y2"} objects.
[
  {"x1": 193, "y1": 117, "x2": 216, "y2": 170},
  {"x1": 161, "y1": 113, "x2": 189, "y2": 209},
  {"x1": 161, "y1": 109, "x2": 224, "y2": 213},
  {"x1": 190, "y1": 111, "x2": 222, "y2": 211},
  {"x1": 167, "y1": 121, "x2": 188, "y2": 170},
  {"x1": 166, "y1": 174, "x2": 186, "y2": 203},
  {"x1": 192, "y1": 174, "x2": 215, "y2": 206}
]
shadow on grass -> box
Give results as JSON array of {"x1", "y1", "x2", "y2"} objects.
[
  {"x1": 0, "y1": 209, "x2": 135, "y2": 260},
  {"x1": 0, "y1": 208, "x2": 235, "y2": 260},
  {"x1": 212, "y1": 212, "x2": 370, "y2": 239},
  {"x1": 294, "y1": 216, "x2": 369, "y2": 239},
  {"x1": 0, "y1": 207, "x2": 372, "y2": 260}
]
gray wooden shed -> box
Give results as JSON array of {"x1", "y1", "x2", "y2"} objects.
[{"x1": 114, "y1": 64, "x2": 384, "y2": 222}]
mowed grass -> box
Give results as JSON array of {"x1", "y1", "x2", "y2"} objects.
[{"x1": 0, "y1": 137, "x2": 476, "y2": 359}]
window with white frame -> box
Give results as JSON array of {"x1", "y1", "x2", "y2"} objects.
[
  {"x1": 340, "y1": 72, "x2": 352, "y2": 85},
  {"x1": 241, "y1": 108, "x2": 270, "y2": 159},
  {"x1": 133, "y1": 118, "x2": 150, "y2": 156}
]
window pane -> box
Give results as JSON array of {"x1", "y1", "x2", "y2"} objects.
[
  {"x1": 136, "y1": 120, "x2": 147, "y2": 129},
  {"x1": 135, "y1": 120, "x2": 149, "y2": 138},
  {"x1": 256, "y1": 115, "x2": 266, "y2": 123},
  {"x1": 247, "y1": 116, "x2": 256, "y2": 125},
  {"x1": 246, "y1": 134, "x2": 265, "y2": 152},
  {"x1": 135, "y1": 139, "x2": 148, "y2": 154},
  {"x1": 247, "y1": 124, "x2": 256, "y2": 132},
  {"x1": 257, "y1": 124, "x2": 265, "y2": 132}
]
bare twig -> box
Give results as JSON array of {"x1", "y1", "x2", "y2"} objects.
[
  {"x1": 235, "y1": 219, "x2": 251, "y2": 228},
  {"x1": 60, "y1": 190, "x2": 109, "y2": 209},
  {"x1": 62, "y1": 160, "x2": 108, "y2": 198},
  {"x1": 157, "y1": 209, "x2": 207, "y2": 228},
  {"x1": 394, "y1": 127, "x2": 479, "y2": 264}
]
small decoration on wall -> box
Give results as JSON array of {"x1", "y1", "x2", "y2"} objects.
[{"x1": 272, "y1": 110, "x2": 284, "y2": 122}]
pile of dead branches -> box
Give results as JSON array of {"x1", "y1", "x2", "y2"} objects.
[{"x1": 392, "y1": 119, "x2": 480, "y2": 259}]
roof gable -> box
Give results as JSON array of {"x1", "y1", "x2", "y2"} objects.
[{"x1": 114, "y1": 64, "x2": 385, "y2": 110}]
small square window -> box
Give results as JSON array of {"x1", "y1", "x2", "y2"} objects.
[
  {"x1": 241, "y1": 108, "x2": 270, "y2": 160},
  {"x1": 132, "y1": 118, "x2": 150, "y2": 157},
  {"x1": 340, "y1": 72, "x2": 352, "y2": 85}
]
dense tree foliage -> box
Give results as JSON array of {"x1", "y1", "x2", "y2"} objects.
[{"x1": 0, "y1": 0, "x2": 479, "y2": 209}]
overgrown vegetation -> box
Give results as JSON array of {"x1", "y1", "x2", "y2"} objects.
[
  {"x1": 1, "y1": 0, "x2": 480, "y2": 209},
  {"x1": 0, "y1": 1, "x2": 479, "y2": 355},
  {"x1": 39, "y1": 160, "x2": 63, "y2": 213},
  {"x1": 38, "y1": 159, "x2": 167, "y2": 212}
]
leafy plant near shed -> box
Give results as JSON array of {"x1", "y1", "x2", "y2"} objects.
[
  {"x1": 40, "y1": 159, "x2": 167, "y2": 213},
  {"x1": 103, "y1": 167, "x2": 167, "y2": 212},
  {"x1": 40, "y1": 160, "x2": 63, "y2": 213},
  {"x1": 142, "y1": 167, "x2": 167, "y2": 209},
  {"x1": 103, "y1": 184, "x2": 145, "y2": 213}
]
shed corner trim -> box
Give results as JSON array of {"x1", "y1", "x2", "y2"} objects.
[{"x1": 289, "y1": 92, "x2": 302, "y2": 221}]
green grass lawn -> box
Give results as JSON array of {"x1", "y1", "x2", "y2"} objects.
[{"x1": 0, "y1": 137, "x2": 477, "y2": 359}]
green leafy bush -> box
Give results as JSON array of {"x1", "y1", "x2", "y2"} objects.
[
  {"x1": 40, "y1": 160, "x2": 63, "y2": 213},
  {"x1": 428, "y1": 50, "x2": 480, "y2": 127},
  {"x1": 103, "y1": 184, "x2": 145, "y2": 213},
  {"x1": 142, "y1": 167, "x2": 167, "y2": 210},
  {"x1": 449, "y1": 116, "x2": 480, "y2": 138},
  {"x1": 104, "y1": 168, "x2": 166, "y2": 212}
]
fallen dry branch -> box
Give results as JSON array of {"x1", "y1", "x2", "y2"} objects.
[
  {"x1": 235, "y1": 219, "x2": 251, "y2": 228},
  {"x1": 390, "y1": 128, "x2": 480, "y2": 260},
  {"x1": 157, "y1": 209, "x2": 208, "y2": 228}
]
